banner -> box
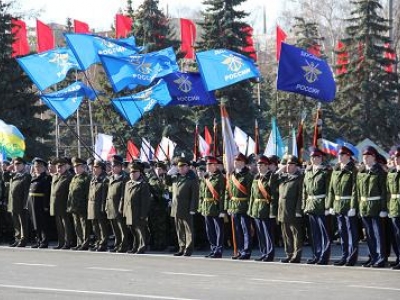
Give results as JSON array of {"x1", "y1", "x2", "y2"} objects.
[
  {"x1": 180, "y1": 18, "x2": 196, "y2": 59},
  {"x1": 37, "y1": 20, "x2": 55, "y2": 52},
  {"x1": 140, "y1": 138, "x2": 154, "y2": 162},
  {"x1": 126, "y1": 140, "x2": 140, "y2": 162},
  {"x1": 12, "y1": 19, "x2": 29, "y2": 57},
  {"x1": 276, "y1": 25, "x2": 287, "y2": 60},
  {"x1": 116, "y1": 14, "x2": 133, "y2": 38},
  {"x1": 220, "y1": 106, "x2": 239, "y2": 174},
  {"x1": 0, "y1": 119, "x2": 25, "y2": 158},
  {"x1": 74, "y1": 19, "x2": 90, "y2": 33},
  {"x1": 155, "y1": 137, "x2": 176, "y2": 161},
  {"x1": 94, "y1": 133, "x2": 113, "y2": 161},
  {"x1": 264, "y1": 117, "x2": 285, "y2": 158}
]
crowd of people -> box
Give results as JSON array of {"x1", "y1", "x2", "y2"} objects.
[{"x1": 0, "y1": 144, "x2": 399, "y2": 270}]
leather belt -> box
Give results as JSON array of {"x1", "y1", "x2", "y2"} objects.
[
  {"x1": 232, "y1": 197, "x2": 248, "y2": 201},
  {"x1": 29, "y1": 193, "x2": 45, "y2": 197},
  {"x1": 361, "y1": 196, "x2": 381, "y2": 201}
]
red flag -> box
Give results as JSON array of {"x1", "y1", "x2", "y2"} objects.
[
  {"x1": 241, "y1": 25, "x2": 257, "y2": 61},
  {"x1": 107, "y1": 146, "x2": 117, "y2": 161},
  {"x1": 74, "y1": 19, "x2": 90, "y2": 34},
  {"x1": 11, "y1": 19, "x2": 29, "y2": 57},
  {"x1": 180, "y1": 18, "x2": 196, "y2": 59},
  {"x1": 307, "y1": 44, "x2": 321, "y2": 57},
  {"x1": 254, "y1": 119, "x2": 260, "y2": 155},
  {"x1": 276, "y1": 25, "x2": 287, "y2": 60},
  {"x1": 312, "y1": 107, "x2": 323, "y2": 149},
  {"x1": 115, "y1": 14, "x2": 132, "y2": 38},
  {"x1": 204, "y1": 126, "x2": 212, "y2": 148},
  {"x1": 126, "y1": 140, "x2": 140, "y2": 162},
  {"x1": 384, "y1": 43, "x2": 396, "y2": 73},
  {"x1": 336, "y1": 41, "x2": 348, "y2": 75},
  {"x1": 36, "y1": 20, "x2": 55, "y2": 53}
]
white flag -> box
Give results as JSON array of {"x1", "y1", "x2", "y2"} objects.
[
  {"x1": 234, "y1": 126, "x2": 255, "y2": 157},
  {"x1": 155, "y1": 137, "x2": 176, "y2": 161},
  {"x1": 94, "y1": 133, "x2": 113, "y2": 161},
  {"x1": 221, "y1": 106, "x2": 239, "y2": 174},
  {"x1": 198, "y1": 134, "x2": 210, "y2": 158},
  {"x1": 140, "y1": 138, "x2": 154, "y2": 162}
]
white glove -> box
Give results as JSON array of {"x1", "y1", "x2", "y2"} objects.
[
  {"x1": 295, "y1": 213, "x2": 302, "y2": 218},
  {"x1": 167, "y1": 166, "x2": 178, "y2": 176},
  {"x1": 379, "y1": 211, "x2": 388, "y2": 218},
  {"x1": 189, "y1": 211, "x2": 196, "y2": 215},
  {"x1": 218, "y1": 212, "x2": 226, "y2": 218},
  {"x1": 347, "y1": 208, "x2": 356, "y2": 217},
  {"x1": 324, "y1": 210, "x2": 330, "y2": 216},
  {"x1": 329, "y1": 208, "x2": 335, "y2": 215},
  {"x1": 227, "y1": 210, "x2": 232, "y2": 216},
  {"x1": 270, "y1": 215, "x2": 276, "y2": 219}
]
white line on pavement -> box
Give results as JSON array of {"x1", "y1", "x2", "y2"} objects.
[
  {"x1": 251, "y1": 278, "x2": 314, "y2": 284},
  {"x1": 87, "y1": 267, "x2": 132, "y2": 272},
  {"x1": 348, "y1": 285, "x2": 400, "y2": 292},
  {"x1": 162, "y1": 271, "x2": 216, "y2": 278},
  {"x1": 0, "y1": 284, "x2": 201, "y2": 300},
  {"x1": 13, "y1": 263, "x2": 56, "y2": 267}
]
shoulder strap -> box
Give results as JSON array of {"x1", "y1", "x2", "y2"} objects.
[
  {"x1": 205, "y1": 178, "x2": 220, "y2": 200},
  {"x1": 257, "y1": 178, "x2": 271, "y2": 202},
  {"x1": 231, "y1": 174, "x2": 248, "y2": 196}
]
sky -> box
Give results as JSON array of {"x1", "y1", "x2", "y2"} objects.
[{"x1": 12, "y1": 0, "x2": 283, "y2": 34}]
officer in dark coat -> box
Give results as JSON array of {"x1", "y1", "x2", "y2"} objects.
[
  {"x1": 122, "y1": 162, "x2": 151, "y2": 254},
  {"x1": 8, "y1": 157, "x2": 31, "y2": 247},
  {"x1": 167, "y1": 157, "x2": 199, "y2": 256},
  {"x1": 26, "y1": 157, "x2": 52, "y2": 248},
  {"x1": 249, "y1": 155, "x2": 278, "y2": 262},
  {"x1": 302, "y1": 148, "x2": 332, "y2": 265},
  {"x1": 200, "y1": 156, "x2": 225, "y2": 258},
  {"x1": 50, "y1": 157, "x2": 73, "y2": 249},
  {"x1": 88, "y1": 160, "x2": 109, "y2": 252},
  {"x1": 225, "y1": 153, "x2": 254, "y2": 260},
  {"x1": 106, "y1": 155, "x2": 128, "y2": 252},
  {"x1": 67, "y1": 157, "x2": 91, "y2": 250},
  {"x1": 327, "y1": 145, "x2": 359, "y2": 266}
]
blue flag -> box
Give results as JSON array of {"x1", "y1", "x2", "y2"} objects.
[
  {"x1": 335, "y1": 138, "x2": 359, "y2": 158},
  {"x1": 17, "y1": 48, "x2": 81, "y2": 91},
  {"x1": 163, "y1": 72, "x2": 217, "y2": 106},
  {"x1": 196, "y1": 49, "x2": 260, "y2": 91},
  {"x1": 277, "y1": 43, "x2": 336, "y2": 102},
  {"x1": 65, "y1": 33, "x2": 141, "y2": 70},
  {"x1": 264, "y1": 117, "x2": 285, "y2": 158},
  {"x1": 111, "y1": 80, "x2": 172, "y2": 126},
  {"x1": 41, "y1": 82, "x2": 97, "y2": 121},
  {"x1": 99, "y1": 47, "x2": 179, "y2": 92}
]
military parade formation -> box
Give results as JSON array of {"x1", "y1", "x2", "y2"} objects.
[{"x1": 1, "y1": 145, "x2": 400, "y2": 270}]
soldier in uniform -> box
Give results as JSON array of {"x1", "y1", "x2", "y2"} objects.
[
  {"x1": 147, "y1": 161, "x2": 170, "y2": 251},
  {"x1": 27, "y1": 157, "x2": 52, "y2": 248},
  {"x1": 166, "y1": 157, "x2": 199, "y2": 256},
  {"x1": 357, "y1": 146, "x2": 387, "y2": 268},
  {"x1": 106, "y1": 155, "x2": 128, "y2": 252},
  {"x1": 50, "y1": 157, "x2": 73, "y2": 249},
  {"x1": 88, "y1": 160, "x2": 109, "y2": 252},
  {"x1": 199, "y1": 156, "x2": 225, "y2": 258},
  {"x1": 249, "y1": 155, "x2": 278, "y2": 262},
  {"x1": 302, "y1": 148, "x2": 332, "y2": 265},
  {"x1": 386, "y1": 147, "x2": 400, "y2": 269},
  {"x1": 277, "y1": 155, "x2": 304, "y2": 263},
  {"x1": 67, "y1": 157, "x2": 91, "y2": 250},
  {"x1": 226, "y1": 153, "x2": 254, "y2": 260},
  {"x1": 267, "y1": 155, "x2": 282, "y2": 247},
  {"x1": 327, "y1": 145, "x2": 359, "y2": 266},
  {"x1": 122, "y1": 162, "x2": 151, "y2": 254}
]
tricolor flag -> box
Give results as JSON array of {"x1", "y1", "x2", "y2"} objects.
[
  {"x1": 321, "y1": 139, "x2": 338, "y2": 156},
  {"x1": 94, "y1": 133, "x2": 114, "y2": 161},
  {"x1": 220, "y1": 105, "x2": 239, "y2": 174},
  {"x1": 140, "y1": 138, "x2": 154, "y2": 162}
]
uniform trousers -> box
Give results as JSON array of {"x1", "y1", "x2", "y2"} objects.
[
  {"x1": 254, "y1": 217, "x2": 274, "y2": 259},
  {"x1": 175, "y1": 216, "x2": 193, "y2": 253},
  {"x1": 130, "y1": 219, "x2": 148, "y2": 252},
  {"x1": 308, "y1": 214, "x2": 331, "y2": 263},
  {"x1": 337, "y1": 214, "x2": 359, "y2": 264},
  {"x1": 204, "y1": 216, "x2": 224, "y2": 255},
  {"x1": 232, "y1": 213, "x2": 252, "y2": 257},
  {"x1": 281, "y1": 219, "x2": 303, "y2": 261},
  {"x1": 55, "y1": 214, "x2": 73, "y2": 247},
  {"x1": 390, "y1": 217, "x2": 400, "y2": 262},
  {"x1": 12, "y1": 211, "x2": 28, "y2": 242},
  {"x1": 91, "y1": 218, "x2": 108, "y2": 248},
  {"x1": 109, "y1": 217, "x2": 127, "y2": 250},
  {"x1": 72, "y1": 213, "x2": 90, "y2": 247},
  {"x1": 361, "y1": 216, "x2": 385, "y2": 264}
]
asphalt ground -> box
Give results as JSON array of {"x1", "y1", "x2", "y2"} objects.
[{"x1": 0, "y1": 242, "x2": 399, "y2": 300}]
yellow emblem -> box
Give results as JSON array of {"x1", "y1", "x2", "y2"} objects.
[{"x1": 222, "y1": 54, "x2": 243, "y2": 72}]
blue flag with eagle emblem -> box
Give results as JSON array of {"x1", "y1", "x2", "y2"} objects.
[
  {"x1": 196, "y1": 49, "x2": 260, "y2": 91},
  {"x1": 17, "y1": 48, "x2": 82, "y2": 91},
  {"x1": 163, "y1": 72, "x2": 217, "y2": 106},
  {"x1": 277, "y1": 43, "x2": 336, "y2": 102},
  {"x1": 40, "y1": 81, "x2": 97, "y2": 121},
  {"x1": 111, "y1": 80, "x2": 172, "y2": 126},
  {"x1": 99, "y1": 47, "x2": 179, "y2": 92}
]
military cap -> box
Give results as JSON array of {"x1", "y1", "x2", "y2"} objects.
[
  {"x1": 376, "y1": 153, "x2": 387, "y2": 165},
  {"x1": 142, "y1": 162, "x2": 150, "y2": 170},
  {"x1": 155, "y1": 161, "x2": 168, "y2": 170},
  {"x1": 281, "y1": 155, "x2": 299, "y2": 165},
  {"x1": 257, "y1": 155, "x2": 270, "y2": 165},
  {"x1": 12, "y1": 157, "x2": 26, "y2": 164},
  {"x1": 54, "y1": 157, "x2": 69, "y2": 166},
  {"x1": 111, "y1": 155, "x2": 124, "y2": 165},
  {"x1": 197, "y1": 165, "x2": 206, "y2": 172},
  {"x1": 393, "y1": 147, "x2": 400, "y2": 157},
  {"x1": 129, "y1": 162, "x2": 142, "y2": 172},
  {"x1": 309, "y1": 147, "x2": 324, "y2": 157},
  {"x1": 93, "y1": 159, "x2": 106, "y2": 169},
  {"x1": 206, "y1": 156, "x2": 219, "y2": 164},
  {"x1": 234, "y1": 153, "x2": 247, "y2": 163},
  {"x1": 338, "y1": 145, "x2": 354, "y2": 156},
  {"x1": 71, "y1": 156, "x2": 86, "y2": 167},
  {"x1": 63, "y1": 157, "x2": 72, "y2": 165},
  {"x1": 267, "y1": 155, "x2": 280, "y2": 165},
  {"x1": 177, "y1": 157, "x2": 189, "y2": 167},
  {"x1": 32, "y1": 157, "x2": 48, "y2": 166},
  {"x1": 86, "y1": 157, "x2": 95, "y2": 166},
  {"x1": 362, "y1": 146, "x2": 378, "y2": 156},
  {"x1": 196, "y1": 160, "x2": 206, "y2": 167}
]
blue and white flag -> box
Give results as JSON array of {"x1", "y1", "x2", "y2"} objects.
[
  {"x1": 99, "y1": 47, "x2": 179, "y2": 92},
  {"x1": 196, "y1": 49, "x2": 260, "y2": 91},
  {"x1": 336, "y1": 138, "x2": 359, "y2": 158},
  {"x1": 264, "y1": 117, "x2": 285, "y2": 158},
  {"x1": 17, "y1": 48, "x2": 81, "y2": 91},
  {"x1": 41, "y1": 82, "x2": 97, "y2": 121},
  {"x1": 163, "y1": 72, "x2": 217, "y2": 106},
  {"x1": 111, "y1": 80, "x2": 172, "y2": 126},
  {"x1": 277, "y1": 43, "x2": 336, "y2": 102},
  {"x1": 65, "y1": 33, "x2": 141, "y2": 70}
]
